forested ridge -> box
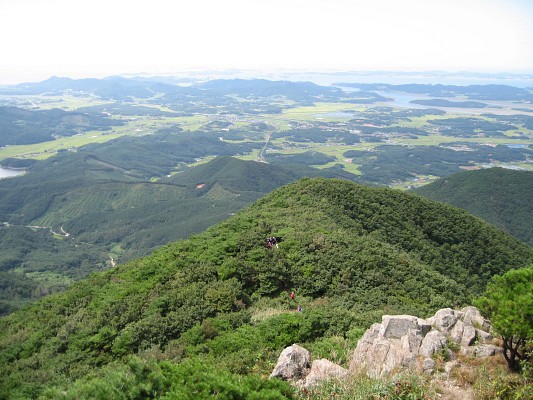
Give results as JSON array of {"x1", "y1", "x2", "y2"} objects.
[
  {"x1": 414, "y1": 168, "x2": 533, "y2": 246},
  {"x1": 1, "y1": 178, "x2": 531, "y2": 399},
  {"x1": 0, "y1": 155, "x2": 358, "y2": 315},
  {"x1": 0, "y1": 106, "x2": 122, "y2": 146}
]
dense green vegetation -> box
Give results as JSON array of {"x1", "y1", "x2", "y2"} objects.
[
  {"x1": 0, "y1": 155, "x2": 359, "y2": 314},
  {"x1": 0, "y1": 76, "x2": 532, "y2": 398},
  {"x1": 0, "y1": 225, "x2": 106, "y2": 314},
  {"x1": 265, "y1": 151, "x2": 336, "y2": 166},
  {"x1": 481, "y1": 113, "x2": 533, "y2": 130},
  {"x1": 1, "y1": 77, "x2": 532, "y2": 318},
  {"x1": 476, "y1": 266, "x2": 533, "y2": 372},
  {"x1": 414, "y1": 168, "x2": 533, "y2": 246},
  {"x1": 0, "y1": 178, "x2": 531, "y2": 398}
]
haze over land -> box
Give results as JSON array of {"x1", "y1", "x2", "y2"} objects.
[{"x1": 1, "y1": 0, "x2": 533, "y2": 84}]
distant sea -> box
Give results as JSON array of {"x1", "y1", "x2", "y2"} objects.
[{"x1": 254, "y1": 71, "x2": 533, "y2": 88}]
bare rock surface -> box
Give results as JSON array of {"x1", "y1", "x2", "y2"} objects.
[
  {"x1": 270, "y1": 345, "x2": 347, "y2": 389},
  {"x1": 271, "y1": 306, "x2": 499, "y2": 396},
  {"x1": 303, "y1": 359, "x2": 348, "y2": 388},
  {"x1": 270, "y1": 344, "x2": 310, "y2": 381},
  {"x1": 419, "y1": 330, "x2": 448, "y2": 357},
  {"x1": 350, "y1": 306, "x2": 497, "y2": 378}
]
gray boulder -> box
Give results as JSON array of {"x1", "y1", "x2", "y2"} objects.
[
  {"x1": 461, "y1": 325, "x2": 477, "y2": 347},
  {"x1": 476, "y1": 329, "x2": 494, "y2": 343},
  {"x1": 422, "y1": 357, "x2": 436, "y2": 374},
  {"x1": 303, "y1": 359, "x2": 348, "y2": 388},
  {"x1": 449, "y1": 319, "x2": 465, "y2": 344},
  {"x1": 474, "y1": 344, "x2": 503, "y2": 358},
  {"x1": 419, "y1": 330, "x2": 448, "y2": 357},
  {"x1": 350, "y1": 306, "x2": 499, "y2": 379},
  {"x1": 380, "y1": 315, "x2": 420, "y2": 339},
  {"x1": 401, "y1": 329, "x2": 424, "y2": 354},
  {"x1": 462, "y1": 306, "x2": 491, "y2": 331},
  {"x1": 432, "y1": 308, "x2": 458, "y2": 333},
  {"x1": 351, "y1": 321, "x2": 429, "y2": 377},
  {"x1": 270, "y1": 344, "x2": 310, "y2": 381}
]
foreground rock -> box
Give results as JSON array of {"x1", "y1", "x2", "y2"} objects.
[
  {"x1": 350, "y1": 307, "x2": 499, "y2": 377},
  {"x1": 304, "y1": 359, "x2": 349, "y2": 388},
  {"x1": 270, "y1": 344, "x2": 348, "y2": 388},
  {"x1": 270, "y1": 307, "x2": 499, "y2": 392},
  {"x1": 270, "y1": 344, "x2": 310, "y2": 381}
]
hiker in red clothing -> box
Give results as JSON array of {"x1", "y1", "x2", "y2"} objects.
[{"x1": 290, "y1": 291, "x2": 295, "y2": 300}]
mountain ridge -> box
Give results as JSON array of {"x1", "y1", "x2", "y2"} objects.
[
  {"x1": 0, "y1": 157, "x2": 360, "y2": 314},
  {"x1": 1, "y1": 177, "x2": 531, "y2": 398},
  {"x1": 414, "y1": 167, "x2": 533, "y2": 246}
]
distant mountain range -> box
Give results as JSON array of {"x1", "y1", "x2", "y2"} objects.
[
  {"x1": 2, "y1": 76, "x2": 350, "y2": 103},
  {"x1": 414, "y1": 167, "x2": 533, "y2": 246},
  {"x1": 335, "y1": 83, "x2": 533, "y2": 102}
]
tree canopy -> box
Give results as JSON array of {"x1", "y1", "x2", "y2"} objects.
[{"x1": 476, "y1": 266, "x2": 533, "y2": 372}]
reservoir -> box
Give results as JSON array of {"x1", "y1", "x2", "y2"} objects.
[{"x1": 0, "y1": 166, "x2": 25, "y2": 179}]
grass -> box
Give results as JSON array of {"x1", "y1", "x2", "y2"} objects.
[
  {"x1": 250, "y1": 307, "x2": 290, "y2": 324},
  {"x1": 236, "y1": 150, "x2": 262, "y2": 161},
  {"x1": 296, "y1": 371, "x2": 436, "y2": 400},
  {"x1": 400, "y1": 133, "x2": 533, "y2": 147}
]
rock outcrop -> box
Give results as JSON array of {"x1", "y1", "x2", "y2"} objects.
[
  {"x1": 270, "y1": 344, "x2": 310, "y2": 381},
  {"x1": 270, "y1": 344, "x2": 348, "y2": 388},
  {"x1": 271, "y1": 307, "x2": 500, "y2": 392},
  {"x1": 350, "y1": 307, "x2": 498, "y2": 377},
  {"x1": 304, "y1": 359, "x2": 349, "y2": 388}
]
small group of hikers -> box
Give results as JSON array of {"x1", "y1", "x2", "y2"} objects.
[{"x1": 265, "y1": 236, "x2": 278, "y2": 249}]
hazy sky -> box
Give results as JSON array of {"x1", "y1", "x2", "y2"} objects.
[{"x1": 1, "y1": 0, "x2": 532, "y2": 84}]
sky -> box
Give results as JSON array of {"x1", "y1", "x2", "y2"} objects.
[{"x1": 1, "y1": 0, "x2": 533, "y2": 84}]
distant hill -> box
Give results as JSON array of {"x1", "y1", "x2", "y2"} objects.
[
  {"x1": 0, "y1": 152, "x2": 359, "y2": 314},
  {"x1": 196, "y1": 78, "x2": 344, "y2": 101},
  {"x1": 3, "y1": 76, "x2": 352, "y2": 104},
  {"x1": 0, "y1": 106, "x2": 122, "y2": 146},
  {"x1": 2, "y1": 76, "x2": 186, "y2": 101},
  {"x1": 335, "y1": 83, "x2": 533, "y2": 102},
  {"x1": 414, "y1": 168, "x2": 533, "y2": 246},
  {"x1": 0, "y1": 177, "x2": 531, "y2": 398}
]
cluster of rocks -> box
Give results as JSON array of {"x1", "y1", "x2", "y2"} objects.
[
  {"x1": 270, "y1": 307, "x2": 500, "y2": 388},
  {"x1": 350, "y1": 306, "x2": 501, "y2": 377},
  {"x1": 270, "y1": 344, "x2": 348, "y2": 389}
]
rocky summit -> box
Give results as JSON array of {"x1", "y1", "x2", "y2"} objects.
[{"x1": 271, "y1": 306, "x2": 501, "y2": 390}]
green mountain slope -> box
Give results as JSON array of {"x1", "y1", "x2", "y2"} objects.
[
  {"x1": 1, "y1": 178, "x2": 531, "y2": 398},
  {"x1": 414, "y1": 167, "x2": 533, "y2": 246},
  {"x1": 0, "y1": 155, "x2": 358, "y2": 314}
]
